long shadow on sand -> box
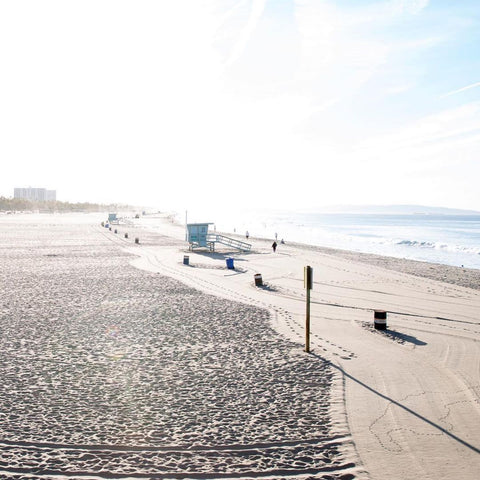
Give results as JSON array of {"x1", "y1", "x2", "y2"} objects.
[
  {"x1": 381, "y1": 329, "x2": 427, "y2": 346},
  {"x1": 361, "y1": 322, "x2": 427, "y2": 346},
  {"x1": 311, "y1": 352, "x2": 480, "y2": 455},
  {"x1": 367, "y1": 326, "x2": 428, "y2": 346}
]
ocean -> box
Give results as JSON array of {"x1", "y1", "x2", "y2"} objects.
[{"x1": 184, "y1": 209, "x2": 480, "y2": 270}]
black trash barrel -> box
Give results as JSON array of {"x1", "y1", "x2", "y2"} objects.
[{"x1": 374, "y1": 310, "x2": 387, "y2": 330}]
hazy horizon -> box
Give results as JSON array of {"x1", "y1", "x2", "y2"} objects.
[
  {"x1": 1, "y1": 1, "x2": 479, "y2": 212},
  {"x1": 3, "y1": 196, "x2": 480, "y2": 217}
]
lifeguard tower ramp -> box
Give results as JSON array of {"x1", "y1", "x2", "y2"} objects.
[
  {"x1": 187, "y1": 223, "x2": 251, "y2": 252},
  {"x1": 207, "y1": 234, "x2": 251, "y2": 252}
]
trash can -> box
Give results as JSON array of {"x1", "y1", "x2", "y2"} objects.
[
  {"x1": 124, "y1": 233, "x2": 128, "y2": 239},
  {"x1": 135, "y1": 237, "x2": 140, "y2": 244},
  {"x1": 254, "y1": 273, "x2": 263, "y2": 286},
  {"x1": 226, "y1": 258, "x2": 234, "y2": 269},
  {"x1": 114, "y1": 229, "x2": 117, "y2": 234},
  {"x1": 183, "y1": 255, "x2": 189, "y2": 265},
  {"x1": 374, "y1": 310, "x2": 387, "y2": 330}
]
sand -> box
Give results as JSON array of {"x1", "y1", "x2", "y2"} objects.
[{"x1": 0, "y1": 212, "x2": 478, "y2": 479}]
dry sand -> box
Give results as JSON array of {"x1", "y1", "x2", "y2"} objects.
[
  {"x1": 0, "y1": 213, "x2": 358, "y2": 479},
  {"x1": 0, "y1": 212, "x2": 478, "y2": 479}
]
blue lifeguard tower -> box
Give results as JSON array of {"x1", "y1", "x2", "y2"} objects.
[
  {"x1": 186, "y1": 223, "x2": 251, "y2": 252},
  {"x1": 187, "y1": 223, "x2": 213, "y2": 250}
]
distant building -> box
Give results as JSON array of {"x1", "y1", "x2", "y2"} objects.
[
  {"x1": 45, "y1": 189, "x2": 56, "y2": 201},
  {"x1": 14, "y1": 187, "x2": 56, "y2": 202}
]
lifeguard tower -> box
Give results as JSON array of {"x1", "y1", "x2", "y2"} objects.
[
  {"x1": 187, "y1": 223, "x2": 251, "y2": 252},
  {"x1": 187, "y1": 223, "x2": 213, "y2": 250}
]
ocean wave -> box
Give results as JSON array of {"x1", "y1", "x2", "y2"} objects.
[
  {"x1": 398, "y1": 240, "x2": 436, "y2": 248},
  {"x1": 397, "y1": 239, "x2": 480, "y2": 255}
]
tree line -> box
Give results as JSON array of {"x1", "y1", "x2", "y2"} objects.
[{"x1": 0, "y1": 196, "x2": 134, "y2": 213}]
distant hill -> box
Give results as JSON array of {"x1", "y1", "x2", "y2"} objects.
[{"x1": 313, "y1": 205, "x2": 480, "y2": 215}]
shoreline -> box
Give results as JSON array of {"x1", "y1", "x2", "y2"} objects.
[
  {"x1": 286, "y1": 240, "x2": 480, "y2": 291},
  {"x1": 184, "y1": 208, "x2": 480, "y2": 271},
  {"x1": 217, "y1": 228, "x2": 480, "y2": 291},
  {"x1": 167, "y1": 211, "x2": 480, "y2": 286}
]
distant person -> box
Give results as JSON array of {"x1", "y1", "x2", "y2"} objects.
[
  {"x1": 280, "y1": 238, "x2": 285, "y2": 244},
  {"x1": 275, "y1": 232, "x2": 278, "y2": 240},
  {"x1": 272, "y1": 241, "x2": 277, "y2": 252},
  {"x1": 246, "y1": 231, "x2": 249, "y2": 239}
]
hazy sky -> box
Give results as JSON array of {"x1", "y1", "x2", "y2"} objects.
[{"x1": 1, "y1": 0, "x2": 479, "y2": 211}]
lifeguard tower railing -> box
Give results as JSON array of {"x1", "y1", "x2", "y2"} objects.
[{"x1": 207, "y1": 234, "x2": 251, "y2": 252}]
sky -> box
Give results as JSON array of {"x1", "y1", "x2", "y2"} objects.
[{"x1": 1, "y1": 0, "x2": 479, "y2": 212}]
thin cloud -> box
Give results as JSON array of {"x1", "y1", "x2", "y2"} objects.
[
  {"x1": 442, "y1": 81, "x2": 480, "y2": 98},
  {"x1": 357, "y1": 102, "x2": 480, "y2": 160},
  {"x1": 392, "y1": 0, "x2": 430, "y2": 15},
  {"x1": 224, "y1": 0, "x2": 268, "y2": 67}
]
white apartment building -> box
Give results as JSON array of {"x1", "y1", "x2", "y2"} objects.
[{"x1": 14, "y1": 187, "x2": 57, "y2": 202}]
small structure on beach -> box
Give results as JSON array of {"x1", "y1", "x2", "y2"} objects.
[
  {"x1": 187, "y1": 223, "x2": 251, "y2": 252},
  {"x1": 187, "y1": 223, "x2": 213, "y2": 250},
  {"x1": 108, "y1": 213, "x2": 118, "y2": 224}
]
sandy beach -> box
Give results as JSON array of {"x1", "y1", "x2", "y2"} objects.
[{"x1": 0, "y1": 213, "x2": 479, "y2": 479}]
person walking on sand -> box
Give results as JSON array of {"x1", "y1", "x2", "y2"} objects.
[
  {"x1": 272, "y1": 241, "x2": 277, "y2": 253},
  {"x1": 246, "y1": 231, "x2": 249, "y2": 239}
]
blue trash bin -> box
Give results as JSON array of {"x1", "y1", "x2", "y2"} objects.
[{"x1": 226, "y1": 258, "x2": 234, "y2": 269}]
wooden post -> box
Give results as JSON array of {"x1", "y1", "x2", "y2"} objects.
[{"x1": 304, "y1": 266, "x2": 313, "y2": 353}]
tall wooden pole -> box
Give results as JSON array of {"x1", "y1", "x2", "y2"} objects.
[
  {"x1": 304, "y1": 266, "x2": 313, "y2": 353},
  {"x1": 305, "y1": 285, "x2": 311, "y2": 353}
]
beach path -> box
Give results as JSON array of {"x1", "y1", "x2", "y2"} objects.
[{"x1": 126, "y1": 215, "x2": 480, "y2": 480}]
